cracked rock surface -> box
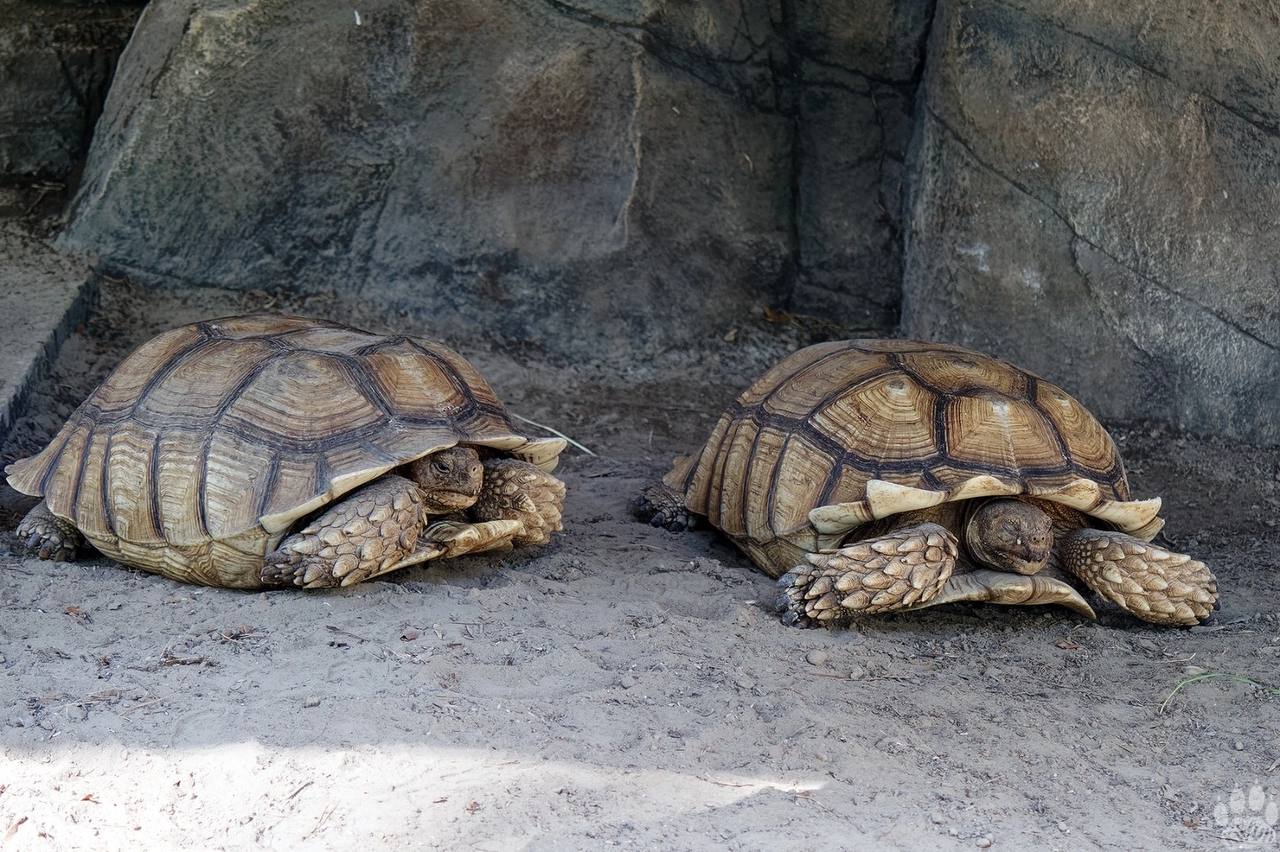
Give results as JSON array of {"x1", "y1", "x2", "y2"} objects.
[
  {"x1": 0, "y1": 0, "x2": 143, "y2": 179},
  {"x1": 44, "y1": 0, "x2": 1280, "y2": 444},
  {"x1": 902, "y1": 0, "x2": 1280, "y2": 444},
  {"x1": 58, "y1": 0, "x2": 936, "y2": 360}
]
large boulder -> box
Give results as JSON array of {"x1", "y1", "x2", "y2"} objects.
[
  {"x1": 0, "y1": 1, "x2": 142, "y2": 179},
  {"x1": 58, "y1": 0, "x2": 934, "y2": 358},
  {"x1": 59, "y1": 0, "x2": 800, "y2": 358},
  {"x1": 902, "y1": 0, "x2": 1280, "y2": 445}
]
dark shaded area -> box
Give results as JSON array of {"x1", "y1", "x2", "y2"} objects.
[{"x1": 0, "y1": 0, "x2": 144, "y2": 180}]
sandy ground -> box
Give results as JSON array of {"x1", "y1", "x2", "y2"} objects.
[{"x1": 0, "y1": 277, "x2": 1278, "y2": 851}]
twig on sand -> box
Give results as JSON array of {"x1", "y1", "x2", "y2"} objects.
[
  {"x1": 509, "y1": 412, "x2": 596, "y2": 456},
  {"x1": 698, "y1": 777, "x2": 756, "y2": 788},
  {"x1": 301, "y1": 805, "x2": 335, "y2": 840},
  {"x1": 1159, "y1": 672, "x2": 1280, "y2": 714},
  {"x1": 120, "y1": 696, "x2": 172, "y2": 716},
  {"x1": 287, "y1": 781, "x2": 313, "y2": 801},
  {"x1": 325, "y1": 625, "x2": 369, "y2": 643}
]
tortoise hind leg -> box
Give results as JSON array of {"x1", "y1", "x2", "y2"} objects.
[
  {"x1": 16, "y1": 502, "x2": 83, "y2": 561},
  {"x1": 1058, "y1": 529, "x2": 1217, "y2": 626},
  {"x1": 775, "y1": 523, "x2": 958, "y2": 627},
  {"x1": 631, "y1": 482, "x2": 694, "y2": 532}
]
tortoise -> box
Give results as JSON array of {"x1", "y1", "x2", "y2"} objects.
[
  {"x1": 5, "y1": 314, "x2": 567, "y2": 589},
  {"x1": 635, "y1": 339, "x2": 1217, "y2": 626}
]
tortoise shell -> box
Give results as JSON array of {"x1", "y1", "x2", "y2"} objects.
[
  {"x1": 5, "y1": 315, "x2": 563, "y2": 587},
  {"x1": 664, "y1": 339, "x2": 1163, "y2": 574}
]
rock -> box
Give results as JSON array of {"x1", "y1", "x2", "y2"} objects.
[
  {"x1": 58, "y1": 0, "x2": 803, "y2": 362},
  {"x1": 788, "y1": 0, "x2": 934, "y2": 329},
  {"x1": 54, "y1": 0, "x2": 946, "y2": 360},
  {"x1": 805, "y1": 649, "x2": 830, "y2": 666},
  {"x1": 1182, "y1": 664, "x2": 1208, "y2": 677},
  {"x1": 875, "y1": 735, "x2": 908, "y2": 754},
  {"x1": 975, "y1": 835, "x2": 993, "y2": 848},
  {"x1": 847, "y1": 664, "x2": 867, "y2": 680},
  {"x1": 0, "y1": 1, "x2": 143, "y2": 179},
  {"x1": 902, "y1": 0, "x2": 1280, "y2": 446},
  {"x1": 65, "y1": 703, "x2": 87, "y2": 722},
  {"x1": 302, "y1": 696, "x2": 321, "y2": 709}
]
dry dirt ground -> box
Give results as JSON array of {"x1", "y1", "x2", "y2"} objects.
[{"x1": 0, "y1": 278, "x2": 1277, "y2": 851}]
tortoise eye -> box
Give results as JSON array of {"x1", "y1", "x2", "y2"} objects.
[{"x1": 432, "y1": 459, "x2": 450, "y2": 474}]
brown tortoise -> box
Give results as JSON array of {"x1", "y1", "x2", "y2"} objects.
[
  {"x1": 6, "y1": 315, "x2": 566, "y2": 588},
  {"x1": 636, "y1": 339, "x2": 1217, "y2": 626}
]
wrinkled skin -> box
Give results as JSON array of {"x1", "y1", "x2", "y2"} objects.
[
  {"x1": 407, "y1": 447, "x2": 485, "y2": 512},
  {"x1": 966, "y1": 499, "x2": 1054, "y2": 576}
]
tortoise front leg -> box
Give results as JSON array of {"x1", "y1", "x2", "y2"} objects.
[
  {"x1": 1058, "y1": 529, "x2": 1217, "y2": 626},
  {"x1": 471, "y1": 459, "x2": 565, "y2": 546},
  {"x1": 775, "y1": 523, "x2": 959, "y2": 627},
  {"x1": 261, "y1": 475, "x2": 426, "y2": 589},
  {"x1": 386, "y1": 518, "x2": 526, "y2": 571},
  {"x1": 16, "y1": 502, "x2": 84, "y2": 562}
]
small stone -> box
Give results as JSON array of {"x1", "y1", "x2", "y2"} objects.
[
  {"x1": 874, "y1": 735, "x2": 907, "y2": 754},
  {"x1": 734, "y1": 675, "x2": 756, "y2": 690},
  {"x1": 65, "y1": 704, "x2": 87, "y2": 721},
  {"x1": 400, "y1": 628, "x2": 420, "y2": 642},
  {"x1": 930, "y1": 812, "x2": 945, "y2": 825},
  {"x1": 618, "y1": 675, "x2": 636, "y2": 689},
  {"x1": 1182, "y1": 664, "x2": 1207, "y2": 676},
  {"x1": 302, "y1": 696, "x2": 321, "y2": 708},
  {"x1": 1234, "y1": 740, "x2": 1245, "y2": 751},
  {"x1": 805, "y1": 650, "x2": 829, "y2": 667},
  {"x1": 976, "y1": 836, "x2": 993, "y2": 848},
  {"x1": 847, "y1": 664, "x2": 867, "y2": 681}
]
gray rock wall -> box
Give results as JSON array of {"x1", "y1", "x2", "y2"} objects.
[
  {"x1": 902, "y1": 0, "x2": 1280, "y2": 445},
  {"x1": 59, "y1": 0, "x2": 935, "y2": 356},
  {"x1": 44, "y1": 0, "x2": 1280, "y2": 444},
  {"x1": 0, "y1": 1, "x2": 142, "y2": 179}
]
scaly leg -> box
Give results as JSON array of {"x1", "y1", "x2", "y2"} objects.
[
  {"x1": 471, "y1": 459, "x2": 565, "y2": 547},
  {"x1": 1058, "y1": 528, "x2": 1216, "y2": 626},
  {"x1": 16, "y1": 502, "x2": 83, "y2": 561},
  {"x1": 261, "y1": 475, "x2": 425, "y2": 589},
  {"x1": 631, "y1": 482, "x2": 694, "y2": 532},
  {"x1": 775, "y1": 523, "x2": 959, "y2": 627}
]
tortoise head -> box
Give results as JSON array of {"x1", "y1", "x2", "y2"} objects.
[
  {"x1": 966, "y1": 498, "x2": 1053, "y2": 575},
  {"x1": 408, "y1": 446, "x2": 484, "y2": 513}
]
